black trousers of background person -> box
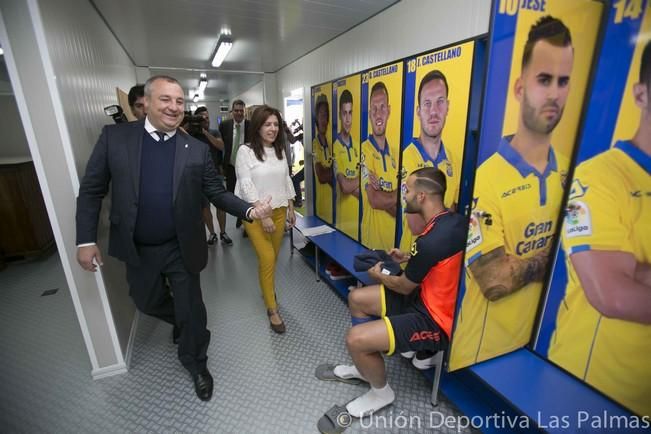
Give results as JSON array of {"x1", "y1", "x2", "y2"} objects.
[
  {"x1": 224, "y1": 164, "x2": 241, "y2": 226},
  {"x1": 126, "y1": 239, "x2": 210, "y2": 375},
  {"x1": 224, "y1": 164, "x2": 236, "y2": 193}
]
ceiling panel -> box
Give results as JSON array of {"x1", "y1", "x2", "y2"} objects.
[
  {"x1": 91, "y1": 0, "x2": 398, "y2": 99},
  {"x1": 149, "y1": 67, "x2": 263, "y2": 103}
]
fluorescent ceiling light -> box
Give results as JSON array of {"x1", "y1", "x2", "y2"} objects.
[
  {"x1": 198, "y1": 76, "x2": 208, "y2": 93},
  {"x1": 193, "y1": 94, "x2": 199, "y2": 103},
  {"x1": 211, "y1": 34, "x2": 233, "y2": 68}
]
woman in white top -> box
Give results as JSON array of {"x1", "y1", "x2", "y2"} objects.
[{"x1": 235, "y1": 105, "x2": 296, "y2": 333}]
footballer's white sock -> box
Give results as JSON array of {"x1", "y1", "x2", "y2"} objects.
[
  {"x1": 333, "y1": 364, "x2": 366, "y2": 381},
  {"x1": 346, "y1": 383, "x2": 395, "y2": 418},
  {"x1": 346, "y1": 383, "x2": 396, "y2": 417}
]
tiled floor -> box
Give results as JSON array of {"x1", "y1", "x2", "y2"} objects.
[{"x1": 0, "y1": 223, "x2": 473, "y2": 433}]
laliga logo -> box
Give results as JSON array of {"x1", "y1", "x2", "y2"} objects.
[
  {"x1": 565, "y1": 202, "x2": 585, "y2": 225},
  {"x1": 467, "y1": 217, "x2": 479, "y2": 241}
]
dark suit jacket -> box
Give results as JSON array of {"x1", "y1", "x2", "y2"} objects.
[
  {"x1": 76, "y1": 120, "x2": 251, "y2": 273},
  {"x1": 218, "y1": 118, "x2": 250, "y2": 168}
]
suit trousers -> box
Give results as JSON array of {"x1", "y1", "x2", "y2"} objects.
[
  {"x1": 126, "y1": 239, "x2": 210, "y2": 375},
  {"x1": 243, "y1": 207, "x2": 287, "y2": 310},
  {"x1": 224, "y1": 164, "x2": 236, "y2": 193}
]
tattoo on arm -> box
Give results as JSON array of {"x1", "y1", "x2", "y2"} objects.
[{"x1": 469, "y1": 246, "x2": 551, "y2": 301}]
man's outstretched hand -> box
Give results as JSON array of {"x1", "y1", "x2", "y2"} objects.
[
  {"x1": 250, "y1": 196, "x2": 273, "y2": 220},
  {"x1": 77, "y1": 245, "x2": 103, "y2": 272}
]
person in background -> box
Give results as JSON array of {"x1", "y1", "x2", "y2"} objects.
[
  {"x1": 220, "y1": 99, "x2": 250, "y2": 232},
  {"x1": 193, "y1": 106, "x2": 232, "y2": 246},
  {"x1": 235, "y1": 105, "x2": 296, "y2": 334},
  {"x1": 128, "y1": 84, "x2": 146, "y2": 121}
]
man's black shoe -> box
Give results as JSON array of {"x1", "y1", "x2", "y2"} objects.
[
  {"x1": 207, "y1": 233, "x2": 218, "y2": 245},
  {"x1": 220, "y1": 232, "x2": 233, "y2": 246},
  {"x1": 235, "y1": 218, "x2": 242, "y2": 228},
  {"x1": 192, "y1": 370, "x2": 213, "y2": 401},
  {"x1": 172, "y1": 326, "x2": 180, "y2": 345}
]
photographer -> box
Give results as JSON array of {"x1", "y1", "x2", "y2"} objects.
[
  {"x1": 289, "y1": 120, "x2": 304, "y2": 207},
  {"x1": 184, "y1": 107, "x2": 233, "y2": 246}
]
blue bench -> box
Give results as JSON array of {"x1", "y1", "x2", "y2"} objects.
[
  {"x1": 292, "y1": 214, "x2": 373, "y2": 293},
  {"x1": 292, "y1": 214, "x2": 646, "y2": 433},
  {"x1": 465, "y1": 349, "x2": 645, "y2": 433}
]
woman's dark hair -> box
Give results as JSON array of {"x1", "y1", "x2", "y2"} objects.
[{"x1": 248, "y1": 105, "x2": 286, "y2": 162}]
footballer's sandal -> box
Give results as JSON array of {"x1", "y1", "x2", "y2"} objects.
[
  {"x1": 315, "y1": 363, "x2": 367, "y2": 385},
  {"x1": 317, "y1": 404, "x2": 351, "y2": 434}
]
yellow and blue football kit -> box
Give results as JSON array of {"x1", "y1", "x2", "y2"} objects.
[
  {"x1": 549, "y1": 140, "x2": 651, "y2": 417},
  {"x1": 398, "y1": 138, "x2": 459, "y2": 255},
  {"x1": 360, "y1": 135, "x2": 398, "y2": 251},
  {"x1": 333, "y1": 134, "x2": 360, "y2": 239},
  {"x1": 313, "y1": 135, "x2": 333, "y2": 224},
  {"x1": 449, "y1": 136, "x2": 568, "y2": 370}
]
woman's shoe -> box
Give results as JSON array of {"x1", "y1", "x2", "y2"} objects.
[{"x1": 267, "y1": 309, "x2": 286, "y2": 334}]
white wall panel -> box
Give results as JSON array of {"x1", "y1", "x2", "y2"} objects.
[
  {"x1": 0, "y1": 0, "x2": 137, "y2": 374},
  {"x1": 232, "y1": 80, "x2": 265, "y2": 107},
  {"x1": 38, "y1": 0, "x2": 136, "y2": 176},
  {"x1": 36, "y1": 0, "x2": 138, "y2": 363}
]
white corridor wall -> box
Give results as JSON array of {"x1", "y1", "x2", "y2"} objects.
[{"x1": 0, "y1": 0, "x2": 137, "y2": 377}]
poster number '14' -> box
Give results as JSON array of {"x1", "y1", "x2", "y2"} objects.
[{"x1": 613, "y1": 0, "x2": 643, "y2": 24}]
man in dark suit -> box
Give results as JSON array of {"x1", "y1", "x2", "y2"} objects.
[
  {"x1": 218, "y1": 99, "x2": 250, "y2": 229},
  {"x1": 76, "y1": 76, "x2": 271, "y2": 401}
]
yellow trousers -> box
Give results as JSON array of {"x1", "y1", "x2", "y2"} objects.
[{"x1": 244, "y1": 207, "x2": 287, "y2": 310}]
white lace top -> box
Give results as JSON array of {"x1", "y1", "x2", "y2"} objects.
[{"x1": 235, "y1": 145, "x2": 296, "y2": 209}]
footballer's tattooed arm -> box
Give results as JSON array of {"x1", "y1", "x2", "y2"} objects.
[{"x1": 468, "y1": 245, "x2": 552, "y2": 301}]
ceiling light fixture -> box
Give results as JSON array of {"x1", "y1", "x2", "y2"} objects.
[
  {"x1": 198, "y1": 73, "x2": 208, "y2": 93},
  {"x1": 193, "y1": 93, "x2": 199, "y2": 103},
  {"x1": 211, "y1": 34, "x2": 233, "y2": 68}
]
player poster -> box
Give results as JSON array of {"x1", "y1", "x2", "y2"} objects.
[
  {"x1": 311, "y1": 82, "x2": 334, "y2": 224},
  {"x1": 398, "y1": 41, "x2": 476, "y2": 256},
  {"x1": 332, "y1": 74, "x2": 362, "y2": 240},
  {"x1": 536, "y1": 0, "x2": 651, "y2": 417},
  {"x1": 448, "y1": 0, "x2": 604, "y2": 371},
  {"x1": 359, "y1": 61, "x2": 403, "y2": 251}
]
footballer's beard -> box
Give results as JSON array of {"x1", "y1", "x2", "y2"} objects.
[
  {"x1": 404, "y1": 197, "x2": 421, "y2": 214},
  {"x1": 522, "y1": 92, "x2": 564, "y2": 135}
]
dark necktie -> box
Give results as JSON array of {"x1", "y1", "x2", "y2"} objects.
[{"x1": 155, "y1": 131, "x2": 166, "y2": 142}]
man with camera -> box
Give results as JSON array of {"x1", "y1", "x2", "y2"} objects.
[{"x1": 184, "y1": 107, "x2": 233, "y2": 246}]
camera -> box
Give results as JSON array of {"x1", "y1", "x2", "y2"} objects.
[
  {"x1": 104, "y1": 104, "x2": 128, "y2": 124},
  {"x1": 290, "y1": 119, "x2": 304, "y2": 142},
  {"x1": 182, "y1": 111, "x2": 205, "y2": 137}
]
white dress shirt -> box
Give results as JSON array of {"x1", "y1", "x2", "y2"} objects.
[
  {"x1": 144, "y1": 117, "x2": 177, "y2": 141},
  {"x1": 235, "y1": 145, "x2": 295, "y2": 209}
]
